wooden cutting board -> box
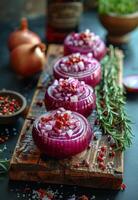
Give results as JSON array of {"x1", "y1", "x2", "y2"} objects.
[{"x1": 9, "y1": 45, "x2": 124, "y2": 189}]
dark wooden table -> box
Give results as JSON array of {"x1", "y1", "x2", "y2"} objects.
[{"x1": 0, "y1": 11, "x2": 138, "y2": 200}]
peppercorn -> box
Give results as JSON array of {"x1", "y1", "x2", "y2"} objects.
[
  {"x1": 109, "y1": 151, "x2": 115, "y2": 157},
  {"x1": 0, "y1": 95, "x2": 21, "y2": 115},
  {"x1": 99, "y1": 152, "x2": 105, "y2": 158},
  {"x1": 36, "y1": 100, "x2": 43, "y2": 107},
  {"x1": 101, "y1": 146, "x2": 107, "y2": 152},
  {"x1": 98, "y1": 162, "x2": 106, "y2": 170},
  {"x1": 97, "y1": 156, "x2": 104, "y2": 162},
  {"x1": 74, "y1": 163, "x2": 80, "y2": 168}
]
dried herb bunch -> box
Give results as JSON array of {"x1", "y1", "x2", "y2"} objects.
[{"x1": 96, "y1": 46, "x2": 132, "y2": 151}]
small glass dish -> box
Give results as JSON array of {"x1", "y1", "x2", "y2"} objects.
[{"x1": 123, "y1": 75, "x2": 138, "y2": 93}]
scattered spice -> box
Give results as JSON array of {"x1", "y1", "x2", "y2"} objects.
[
  {"x1": 93, "y1": 134, "x2": 98, "y2": 141},
  {"x1": 36, "y1": 100, "x2": 43, "y2": 107},
  {"x1": 82, "y1": 160, "x2": 90, "y2": 167},
  {"x1": 121, "y1": 183, "x2": 127, "y2": 190},
  {"x1": 101, "y1": 146, "x2": 107, "y2": 152},
  {"x1": 73, "y1": 163, "x2": 80, "y2": 168},
  {"x1": 98, "y1": 162, "x2": 106, "y2": 170},
  {"x1": 97, "y1": 156, "x2": 104, "y2": 162},
  {"x1": 109, "y1": 151, "x2": 115, "y2": 158},
  {"x1": 0, "y1": 135, "x2": 9, "y2": 144},
  {"x1": 78, "y1": 195, "x2": 89, "y2": 200},
  {"x1": 99, "y1": 152, "x2": 104, "y2": 158},
  {"x1": 0, "y1": 95, "x2": 21, "y2": 115},
  {"x1": 10, "y1": 185, "x2": 97, "y2": 200}
]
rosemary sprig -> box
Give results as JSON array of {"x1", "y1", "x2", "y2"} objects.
[
  {"x1": 96, "y1": 46, "x2": 133, "y2": 151},
  {"x1": 0, "y1": 148, "x2": 9, "y2": 174}
]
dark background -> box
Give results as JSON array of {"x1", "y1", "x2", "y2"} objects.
[{"x1": 0, "y1": 8, "x2": 138, "y2": 200}]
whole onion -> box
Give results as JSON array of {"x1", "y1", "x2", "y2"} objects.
[
  {"x1": 10, "y1": 43, "x2": 46, "y2": 77},
  {"x1": 32, "y1": 108, "x2": 93, "y2": 159},
  {"x1": 45, "y1": 78, "x2": 96, "y2": 117},
  {"x1": 8, "y1": 18, "x2": 41, "y2": 51},
  {"x1": 53, "y1": 53, "x2": 101, "y2": 87},
  {"x1": 64, "y1": 30, "x2": 107, "y2": 61}
]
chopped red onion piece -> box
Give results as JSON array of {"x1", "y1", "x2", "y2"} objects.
[
  {"x1": 53, "y1": 54, "x2": 101, "y2": 87},
  {"x1": 45, "y1": 78, "x2": 96, "y2": 117},
  {"x1": 32, "y1": 108, "x2": 93, "y2": 158},
  {"x1": 64, "y1": 30, "x2": 107, "y2": 61}
]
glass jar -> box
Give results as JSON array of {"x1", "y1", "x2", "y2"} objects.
[{"x1": 46, "y1": 0, "x2": 83, "y2": 43}]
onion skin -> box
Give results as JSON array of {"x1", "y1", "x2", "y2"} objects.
[
  {"x1": 10, "y1": 43, "x2": 46, "y2": 77},
  {"x1": 32, "y1": 111, "x2": 93, "y2": 159},
  {"x1": 45, "y1": 85, "x2": 96, "y2": 117},
  {"x1": 53, "y1": 57, "x2": 101, "y2": 87},
  {"x1": 8, "y1": 18, "x2": 41, "y2": 51}
]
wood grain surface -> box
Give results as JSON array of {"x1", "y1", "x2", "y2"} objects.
[{"x1": 9, "y1": 45, "x2": 123, "y2": 189}]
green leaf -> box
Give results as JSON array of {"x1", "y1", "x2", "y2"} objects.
[{"x1": 96, "y1": 46, "x2": 133, "y2": 151}]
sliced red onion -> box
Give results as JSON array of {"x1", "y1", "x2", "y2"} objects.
[
  {"x1": 53, "y1": 54, "x2": 101, "y2": 87},
  {"x1": 64, "y1": 30, "x2": 107, "y2": 61},
  {"x1": 32, "y1": 108, "x2": 93, "y2": 158},
  {"x1": 45, "y1": 78, "x2": 96, "y2": 117}
]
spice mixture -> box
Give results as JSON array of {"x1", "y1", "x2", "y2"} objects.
[{"x1": 0, "y1": 96, "x2": 21, "y2": 115}]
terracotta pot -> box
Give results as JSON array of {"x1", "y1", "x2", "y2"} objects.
[{"x1": 99, "y1": 12, "x2": 138, "y2": 44}]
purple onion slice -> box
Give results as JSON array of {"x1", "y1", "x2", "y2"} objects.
[
  {"x1": 53, "y1": 53, "x2": 101, "y2": 87},
  {"x1": 45, "y1": 78, "x2": 96, "y2": 117},
  {"x1": 32, "y1": 108, "x2": 93, "y2": 159},
  {"x1": 64, "y1": 30, "x2": 107, "y2": 61}
]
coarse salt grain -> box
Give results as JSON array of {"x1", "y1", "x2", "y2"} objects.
[
  {"x1": 62, "y1": 66, "x2": 68, "y2": 72},
  {"x1": 78, "y1": 40, "x2": 84, "y2": 46},
  {"x1": 45, "y1": 125, "x2": 52, "y2": 131},
  {"x1": 70, "y1": 95, "x2": 78, "y2": 102},
  {"x1": 87, "y1": 53, "x2": 93, "y2": 58},
  {"x1": 53, "y1": 80, "x2": 58, "y2": 86},
  {"x1": 78, "y1": 61, "x2": 84, "y2": 71},
  {"x1": 67, "y1": 130, "x2": 73, "y2": 137},
  {"x1": 85, "y1": 29, "x2": 90, "y2": 34}
]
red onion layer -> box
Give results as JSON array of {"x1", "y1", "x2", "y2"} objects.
[
  {"x1": 53, "y1": 54, "x2": 101, "y2": 87},
  {"x1": 32, "y1": 108, "x2": 93, "y2": 159},
  {"x1": 45, "y1": 78, "x2": 96, "y2": 117},
  {"x1": 64, "y1": 30, "x2": 107, "y2": 61}
]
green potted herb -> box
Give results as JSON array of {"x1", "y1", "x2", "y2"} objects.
[{"x1": 98, "y1": 0, "x2": 138, "y2": 44}]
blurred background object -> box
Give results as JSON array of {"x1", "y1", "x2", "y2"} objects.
[
  {"x1": 0, "y1": 0, "x2": 45, "y2": 21},
  {"x1": 98, "y1": 0, "x2": 138, "y2": 44},
  {"x1": 84, "y1": 0, "x2": 98, "y2": 10},
  {"x1": 46, "y1": 0, "x2": 83, "y2": 43},
  {"x1": 0, "y1": 0, "x2": 98, "y2": 22}
]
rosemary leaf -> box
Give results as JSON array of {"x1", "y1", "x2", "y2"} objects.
[{"x1": 95, "y1": 46, "x2": 133, "y2": 151}]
